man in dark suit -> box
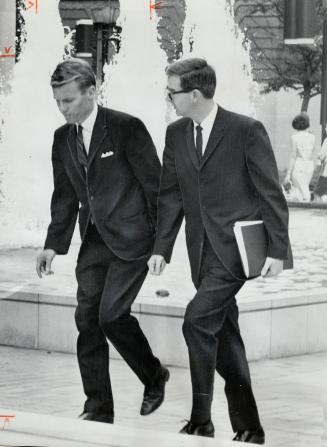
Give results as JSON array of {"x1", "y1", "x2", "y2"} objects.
[
  {"x1": 148, "y1": 58, "x2": 290, "y2": 444},
  {"x1": 36, "y1": 59, "x2": 169, "y2": 424}
]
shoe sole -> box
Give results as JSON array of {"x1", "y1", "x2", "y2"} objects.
[
  {"x1": 233, "y1": 434, "x2": 265, "y2": 444},
  {"x1": 179, "y1": 425, "x2": 215, "y2": 437}
]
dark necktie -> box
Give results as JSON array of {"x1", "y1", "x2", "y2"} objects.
[
  {"x1": 76, "y1": 124, "x2": 88, "y2": 172},
  {"x1": 195, "y1": 124, "x2": 203, "y2": 162}
]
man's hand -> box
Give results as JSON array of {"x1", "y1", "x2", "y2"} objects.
[
  {"x1": 261, "y1": 257, "x2": 283, "y2": 278},
  {"x1": 148, "y1": 255, "x2": 166, "y2": 275},
  {"x1": 36, "y1": 249, "x2": 56, "y2": 278}
]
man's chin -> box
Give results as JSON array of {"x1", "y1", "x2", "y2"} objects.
[{"x1": 64, "y1": 116, "x2": 75, "y2": 124}]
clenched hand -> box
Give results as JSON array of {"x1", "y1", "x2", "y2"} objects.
[
  {"x1": 36, "y1": 249, "x2": 56, "y2": 278},
  {"x1": 148, "y1": 255, "x2": 166, "y2": 275}
]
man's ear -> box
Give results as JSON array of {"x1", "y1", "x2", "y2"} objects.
[
  {"x1": 87, "y1": 85, "x2": 96, "y2": 98},
  {"x1": 192, "y1": 89, "x2": 203, "y2": 103}
]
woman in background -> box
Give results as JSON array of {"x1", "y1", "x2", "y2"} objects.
[
  {"x1": 313, "y1": 135, "x2": 327, "y2": 201},
  {"x1": 284, "y1": 113, "x2": 315, "y2": 201}
]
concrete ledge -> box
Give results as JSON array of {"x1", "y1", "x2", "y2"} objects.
[
  {"x1": 287, "y1": 201, "x2": 327, "y2": 209},
  {"x1": 0, "y1": 407, "x2": 235, "y2": 447},
  {"x1": 1, "y1": 288, "x2": 327, "y2": 366}
]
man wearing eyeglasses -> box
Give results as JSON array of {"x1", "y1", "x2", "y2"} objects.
[{"x1": 148, "y1": 58, "x2": 290, "y2": 444}]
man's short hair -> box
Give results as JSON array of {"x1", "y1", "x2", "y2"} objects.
[
  {"x1": 51, "y1": 58, "x2": 96, "y2": 91},
  {"x1": 166, "y1": 58, "x2": 216, "y2": 99},
  {"x1": 292, "y1": 113, "x2": 310, "y2": 131}
]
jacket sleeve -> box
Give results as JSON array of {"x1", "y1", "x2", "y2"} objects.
[
  {"x1": 44, "y1": 131, "x2": 79, "y2": 254},
  {"x1": 153, "y1": 127, "x2": 184, "y2": 263},
  {"x1": 245, "y1": 120, "x2": 289, "y2": 260},
  {"x1": 125, "y1": 117, "x2": 161, "y2": 227}
]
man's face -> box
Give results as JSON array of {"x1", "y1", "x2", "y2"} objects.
[
  {"x1": 53, "y1": 80, "x2": 95, "y2": 124},
  {"x1": 166, "y1": 75, "x2": 193, "y2": 118}
]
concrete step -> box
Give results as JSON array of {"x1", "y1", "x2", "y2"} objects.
[
  {"x1": 1, "y1": 208, "x2": 327, "y2": 365},
  {"x1": 1, "y1": 286, "x2": 327, "y2": 367},
  {"x1": 0, "y1": 408, "x2": 240, "y2": 447}
]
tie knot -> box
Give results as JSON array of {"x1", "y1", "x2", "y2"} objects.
[
  {"x1": 196, "y1": 125, "x2": 202, "y2": 132},
  {"x1": 77, "y1": 124, "x2": 83, "y2": 136}
]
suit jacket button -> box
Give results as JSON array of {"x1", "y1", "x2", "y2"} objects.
[{"x1": 90, "y1": 195, "x2": 94, "y2": 201}]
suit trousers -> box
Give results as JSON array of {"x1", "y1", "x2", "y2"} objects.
[
  {"x1": 182, "y1": 234, "x2": 261, "y2": 431},
  {"x1": 75, "y1": 224, "x2": 161, "y2": 418}
]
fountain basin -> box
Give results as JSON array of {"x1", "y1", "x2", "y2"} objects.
[{"x1": 0, "y1": 207, "x2": 326, "y2": 366}]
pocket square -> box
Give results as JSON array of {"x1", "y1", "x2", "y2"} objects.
[{"x1": 101, "y1": 150, "x2": 114, "y2": 158}]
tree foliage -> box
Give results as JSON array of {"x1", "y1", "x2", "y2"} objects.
[{"x1": 234, "y1": 0, "x2": 324, "y2": 111}]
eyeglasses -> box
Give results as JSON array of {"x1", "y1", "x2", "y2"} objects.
[{"x1": 166, "y1": 88, "x2": 193, "y2": 101}]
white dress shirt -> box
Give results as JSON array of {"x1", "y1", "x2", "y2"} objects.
[
  {"x1": 77, "y1": 103, "x2": 98, "y2": 154},
  {"x1": 193, "y1": 103, "x2": 218, "y2": 155}
]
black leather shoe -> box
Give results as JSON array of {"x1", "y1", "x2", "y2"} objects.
[
  {"x1": 78, "y1": 411, "x2": 114, "y2": 424},
  {"x1": 233, "y1": 426, "x2": 265, "y2": 444},
  {"x1": 140, "y1": 366, "x2": 170, "y2": 416},
  {"x1": 179, "y1": 420, "x2": 215, "y2": 438}
]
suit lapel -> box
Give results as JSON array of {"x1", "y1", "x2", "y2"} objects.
[
  {"x1": 67, "y1": 124, "x2": 86, "y2": 184},
  {"x1": 88, "y1": 106, "x2": 110, "y2": 167},
  {"x1": 200, "y1": 107, "x2": 225, "y2": 170},
  {"x1": 185, "y1": 119, "x2": 199, "y2": 171}
]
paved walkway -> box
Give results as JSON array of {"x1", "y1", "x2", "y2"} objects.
[{"x1": 0, "y1": 346, "x2": 326, "y2": 447}]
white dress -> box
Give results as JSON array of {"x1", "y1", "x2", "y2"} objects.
[
  {"x1": 318, "y1": 137, "x2": 327, "y2": 177},
  {"x1": 290, "y1": 130, "x2": 315, "y2": 201}
]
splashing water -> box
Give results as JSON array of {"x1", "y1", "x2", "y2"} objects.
[
  {"x1": 182, "y1": 0, "x2": 258, "y2": 115},
  {"x1": 99, "y1": 0, "x2": 168, "y2": 158},
  {"x1": 0, "y1": 1, "x2": 70, "y2": 247},
  {"x1": 0, "y1": 0, "x2": 257, "y2": 247}
]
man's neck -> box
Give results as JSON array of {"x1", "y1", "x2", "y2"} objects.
[
  {"x1": 77, "y1": 102, "x2": 96, "y2": 125},
  {"x1": 191, "y1": 99, "x2": 215, "y2": 124}
]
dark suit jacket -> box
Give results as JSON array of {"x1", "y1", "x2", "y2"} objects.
[
  {"x1": 154, "y1": 106, "x2": 290, "y2": 282},
  {"x1": 44, "y1": 106, "x2": 161, "y2": 260}
]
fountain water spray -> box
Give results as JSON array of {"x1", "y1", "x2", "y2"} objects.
[
  {"x1": 0, "y1": 0, "x2": 257, "y2": 247},
  {"x1": 99, "y1": 0, "x2": 168, "y2": 158},
  {"x1": 0, "y1": 1, "x2": 71, "y2": 247},
  {"x1": 182, "y1": 0, "x2": 257, "y2": 115}
]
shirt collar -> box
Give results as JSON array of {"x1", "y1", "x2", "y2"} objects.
[
  {"x1": 193, "y1": 103, "x2": 218, "y2": 132},
  {"x1": 77, "y1": 103, "x2": 98, "y2": 133}
]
